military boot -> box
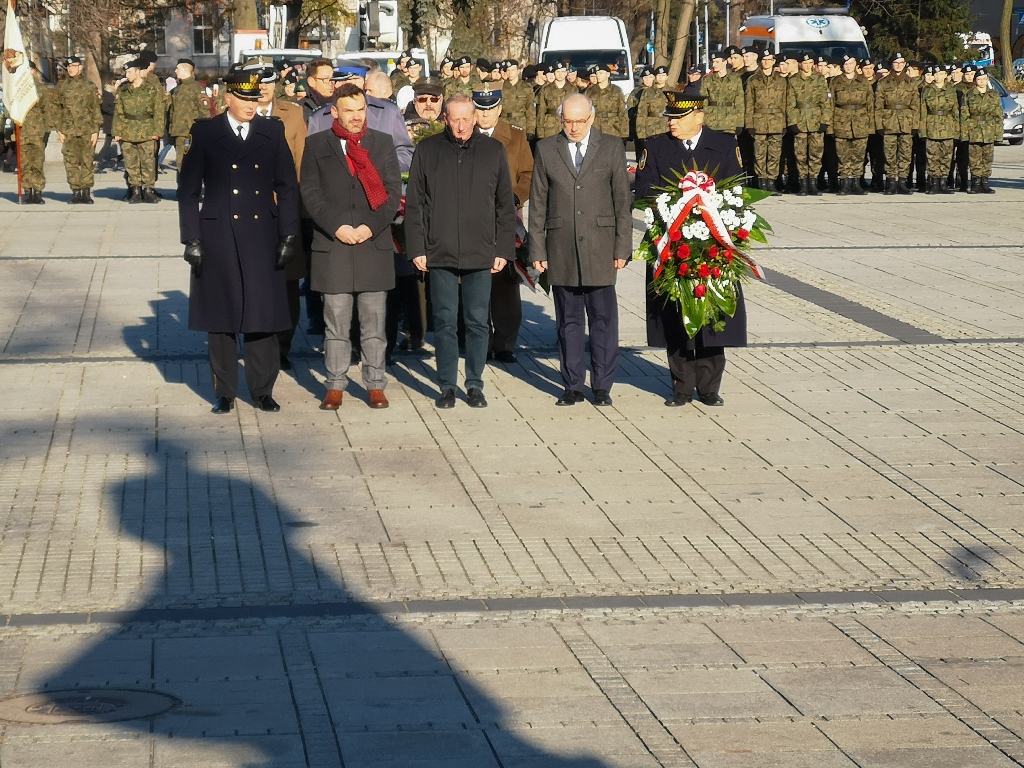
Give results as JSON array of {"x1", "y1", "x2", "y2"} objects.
[
  {"x1": 979, "y1": 177, "x2": 995, "y2": 194},
  {"x1": 883, "y1": 178, "x2": 897, "y2": 195},
  {"x1": 795, "y1": 177, "x2": 807, "y2": 196},
  {"x1": 925, "y1": 177, "x2": 936, "y2": 195},
  {"x1": 121, "y1": 186, "x2": 133, "y2": 201},
  {"x1": 777, "y1": 174, "x2": 789, "y2": 194},
  {"x1": 939, "y1": 178, "x2": 955, "y2": 195},
  {"x1": 127, "y1": 186, "x2": 143, "y2": 204},
  {"x1": 805, "y1": 176, "x2": 821, "y2": 196},
  {"x1": 896, "y1": 179, "x2": 913, "y2": 195},
  {"x1": 849, "y1": 178, "x2": 866, "y2": 195},
  {"x1": 968, "y1": 178, "x2": 979, "y2": 194},
  {"x1": 836, "y1": 178, "x2": 849, "y2": 196},
  {"x1": 68, "y1": 189, "x2": 82, "y2": 204},
  {"x1": 22, "y1": 189, "x2": 34, "y2": 204},
  {"x1": 141, "y1": 188, "x2": 159, "y2": 204},
  {"x1": 81, "y1": 188, "x2": 94, "y2": 204}
]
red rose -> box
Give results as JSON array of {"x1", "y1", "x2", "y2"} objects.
[
  {"x1": 678, "y1": 263, "x2": 689, "y2": 275},
  {"x1": 694, "y1": 283, "x2": 707, "y2": 298},
  {"x1": 736, "y1": 228, "x2": 750, "y2": 241},
  {"x1": 709, "y1": 245, "x2": 719, "y2": 258},
  {"x1": 698, "y1": 263, "x2": 711, "y2": 278},
  {"x1": 669, "y1": 229, "x2": 682, "y2": 242},
  {"x1": 678, "y1": 244, "x2": 691, "y2": 258},
  {"x1": 712, "y1": 266, "x2": 721, "y2": 278},
  {"x1": 725, "y1": 250, "x2": 735, "y2": 262}
]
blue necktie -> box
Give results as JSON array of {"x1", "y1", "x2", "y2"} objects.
[{"x1": 574, "y1": 142, "x2": 584, "y2": 173}]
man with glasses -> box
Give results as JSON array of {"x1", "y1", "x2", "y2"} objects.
[
  {"x1": 299, "y1": 58, "x2": 337, "y2": 121},
  {"x1": 529, "y1": 93, "x2": 632, "y2": 407}
]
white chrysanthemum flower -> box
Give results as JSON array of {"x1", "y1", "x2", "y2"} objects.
[
  {"x1": 732, "y1": 185, "x2": 743, "y2": 196},
  {"x1": 741, "y1": 210, "x2": 757, "y2": 229},
  {"x1": 643, "y1": 208, "x2": 655, "y2": 227},
  {"x1": 692, "y1": 222, "x2": 710, "y2": 240}
]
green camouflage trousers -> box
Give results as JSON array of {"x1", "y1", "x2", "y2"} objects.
[
  {"x1": 926, "y1": 138, "x2": 954, "y2": 177},
  {"x1": 753, "y1": 133, "x2": 782, "y2": 179},
  {"x1": 21, "y1": 141, "x2": 46, "y2": 190},
  {"x1": 883, "y1": 133, "x2": 913, "y2": 179},
  {"x1": 793, "y1": 132, "x2": 824, "y2": 177},
  {"x1": 836, "y1": 137, "x2": 867, "y2": 178},
  {"x1": 62, "y1": 136, "x2": 95, "y2": 190},
  {"x1": 123, "y1": 140, "x2": 157, "y2": 187},
  {"x1": 968, "y1": 143, "x2": 993, "y2": 178}
]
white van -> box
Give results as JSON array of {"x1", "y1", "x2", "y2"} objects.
[
  {"x1": 539, "y1": 15, "x2": 634, "y2": 97},
  {"x1": 740, "y1": 8, "x2": 869, "y2": 60}
]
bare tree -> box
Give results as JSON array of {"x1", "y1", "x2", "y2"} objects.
[{"x1": 1001, "y1": 0, "x2": 1016, "y2": 84}]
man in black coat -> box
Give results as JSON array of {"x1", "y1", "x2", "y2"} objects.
[
  {"x1": 634, "y1": 92, "x2": 747, "y2": 408},
  {"x1": 177, "y1": 68, "x2": 300, "y2": 414},
  {"x1": 529, "y1": 92, "x2": 632, "y2": 407},
  {"x1": 405, "y1": 93, "x2": 516, "y2": 409},
  {"x1": 300, "y1": 83, "x2": 402, "y2": 411}
]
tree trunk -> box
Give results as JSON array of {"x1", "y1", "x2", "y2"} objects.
[
  {"x1": 234, "y1": 0, "x2": 259, "y2": 30},
  {"x1": 654, "y1": 0, "x2": 670, "y2": 66},
  {"x1": 667, "y1": 0, "x2": 696, "y2": 86},
  {"x1": 1001, "y1": 0, "x2": 1015, "y2": 84}
]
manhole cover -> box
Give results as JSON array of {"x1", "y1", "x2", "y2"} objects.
[{"x1": 0, "y1": 689, "x2": 180, "y2": 724}]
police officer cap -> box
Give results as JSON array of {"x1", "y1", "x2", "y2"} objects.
[
  {"x1": 242, "y1": 57, "x2": 277, "y2": 84},
  {"x1": 412, "y1": 80, "x2": 444, "y2": 98},
  {"x1": 177, "y1": 57, "x2": 196, "y2": 68},
  {"x1": 476, "y1": 57, "x2": 491, "y2": 70},
  {"x1": 224, "y1": 68, "x2": 263, "y2": 100},
  {"x1": 472, "y1": 89, "x2": 502, "y2": 110},
  {"x1": 722, "y1": 45, "x2": 741, "y2": 57},
  {"x1": 67, "y1": 55, "x2": 83, "y2": 65},
  {"x1": 455, "y1": 55, "x2": 472, "y2": 67},
  {"x1": 332, "y1": 65, "x2": 368, "y2": 81},
  {"x1": 798, "y1": 51, "x2": 814, "y2": 62},
  {"x1": 663, "y1": 92, "x2": 706, "y2": 118},
  {"x1": 653, "y1": 65, "x2": 668, "y2": 75}
]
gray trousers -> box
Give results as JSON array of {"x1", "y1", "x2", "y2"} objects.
[{"x1": 323, "y1": 291, "x2": 388, "y2": 392}]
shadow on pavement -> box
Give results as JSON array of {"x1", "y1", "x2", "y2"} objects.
[{"x1": 35, "y1": 439, "x2": 611, "y2": 767}]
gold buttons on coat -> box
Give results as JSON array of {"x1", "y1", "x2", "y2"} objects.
[
  {"x1": 254, "y1": 164, "x2": 259, "y2": 169},
  {"x1": 231, "y1": 164, "x2": 237, "y2": 169},
  {"x1": 254, "y1": 215, "x2": 259, "y2": 220},
  {"x1": 233, "y1": 189, "x2": 238, "y2": 194},
  {"x1": 254, "y1": 190, "x2": 260, "y2": 195},
  {"x1": 232, "y1": 214, "x2": 238, "y2": 219}
]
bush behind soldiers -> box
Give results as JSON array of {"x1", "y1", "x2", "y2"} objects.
[{"x1": 53, "y1": 55, "x2": 102, "y2": 204}]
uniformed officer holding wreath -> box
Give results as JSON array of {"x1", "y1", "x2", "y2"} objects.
[{"x1": 177, "y1": 68, "x2": 301, "y2": 415}]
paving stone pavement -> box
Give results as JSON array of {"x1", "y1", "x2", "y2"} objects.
[{"x1": 0, "y1": 145, "x2": 1022, "y2": 766}]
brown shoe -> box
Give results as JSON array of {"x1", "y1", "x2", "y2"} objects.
[
  {"x1": 320, "y1": 389, "x2": 343, "y2": 410},
  {"x1": 368, "y1": 389, "x2": 389, "y2": 409}
]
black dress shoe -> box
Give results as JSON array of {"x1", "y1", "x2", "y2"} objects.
[
  {"x1": 466, "y1": 388, "x2": 488, "y2": 408},
  {"x1": 494, "y1": 350, "x2": 517, "y2": 364},
  {"x1": 211, "y1": 396, "x2": 234, "y2": 414},
  {"x1": 279, "y1": 357, "x2": 293, "y2": 372},
  {"x1": 435, "y1": 389, "x2": 456, "y2": 409},
  {"x1": 698, "y1": 393, "x2": 725, "y2": 406},
  {"x1": 664, "y1": 393, "x2": 692, "y2": 407},
  {"x1": 593, "y1": 389, "x2": 613, "y2": 406},
  {"x1": 556, "y1": 389, "x2": 585, "y2": 406},
  {"x1": 255, "y1": 395, "x2": 281, "y2": 412}
]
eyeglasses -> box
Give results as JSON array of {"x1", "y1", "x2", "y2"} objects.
[
  {"x1": 416, "y1": 95, "x2": 442, "y2": 104},
  {"x1": 561, "y1": 118, "x2": 591, "y2": 128}
]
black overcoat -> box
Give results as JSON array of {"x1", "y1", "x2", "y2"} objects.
[
  {"x1": 300, "y1": 128, "x2": 402, "y2": 294},
  {"x1": 177, "y1": 113, "x2": 300, "y2": 333},
  {"x1": 634, "y1": 129, "x2": 749, "y2": 350}
]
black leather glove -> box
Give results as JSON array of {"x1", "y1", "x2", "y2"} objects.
[
  {"x1": 819, "y1": 123, "x2": 828, "y2": 134},
  {"x1": 183, "y1": 239, "x2": 204, "y2": 278},
  {"x1": 786, "y1": 124, "x2": 799, "y2": 135},
  {"x1": 275, "y1": 234, "x2": 298, "y2": 269}
]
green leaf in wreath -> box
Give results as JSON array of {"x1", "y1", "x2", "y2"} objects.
[
  {"x1": 742, "y1": 187, "x2": 773, "y2": 205},
  {"x1": 754, "y1": 214, "x2": 774, "y2": 233},
  {"x1": 708, "y1": 279, "x2": 737, "y2": 317},
  {"x1": 679, "y1": 281, "x2": 707, "y2": 338},
  {"x1": 747, "y1": 227, "x2": 769, "y2": 245}
]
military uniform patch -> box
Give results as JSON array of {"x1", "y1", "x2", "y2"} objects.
[{"x1": 638, "y1": 148, "x2": 647, "y2": 170}]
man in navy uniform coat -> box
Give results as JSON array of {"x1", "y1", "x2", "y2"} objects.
[
  {"x1": 178, "y1": 68, "x2": 301, "y2": 414},
  {"x1": 634, "y1": 92, "x2": 748, "y2": 408}
]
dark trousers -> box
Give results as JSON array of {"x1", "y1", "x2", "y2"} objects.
[
  {"x1": 909, "y1": 134, "x2": 927, "y2": 189},
  {"x1": 430, "y1": 267, "x2": 491, "y2": 393},
  {"x1": 738, "y1": 129, "x2": 756, "y2": 180},
  {"x1": 949, "y1": 139, "x2": 969, "y2": 188},
  {"x1": 208, "y1": 331, "x2": 279, "y2": 400},
  {"x1": 866, "y1": 132, "x2": 885, "y2": 187},
  {"x1": 552, "y1": 285, "x2": 619, "y2": 393},
  {"x1": 667, "y1": 341, "x2": 725, "y2": 397},
  {"x1": 301, "y1": 218, "x2": 325, "y2": 332},
  {"x1": 779, "y1": 131, "x2": 799, "y2": 190},
  {"x1": 819, "y1": 133, "x2": 840, "y2": 191},
  {"x1": 277, "y1": 279, "x2": 301, "y2": 363},
  {"x1": 385, "y1": 274, "x2": 426, "y2": 356},
  {"x1": 489, "y1": 264, "x2": 522, "y2": 353}
]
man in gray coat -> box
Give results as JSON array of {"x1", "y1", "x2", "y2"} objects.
[
  {"x1": 529, "y1": 93, "x2": 632, "y2": 406},
  {"x1": 300, "y1": 83, "x2": 402, "y2": 410}
]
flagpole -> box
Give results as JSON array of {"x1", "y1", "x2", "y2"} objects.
[{"x1": 14, "y1": 123, "x2": 22, "y2": 203}]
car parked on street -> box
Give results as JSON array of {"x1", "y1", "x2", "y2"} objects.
[{"x1": 991, "y1": 77, "x2": 1024, "y2": 144}]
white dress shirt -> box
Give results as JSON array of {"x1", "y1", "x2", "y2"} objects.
[
  {"x1": 226, "y1": 113, "x2": 251, "y2": 140},
  {"x1": 680, "y1": 128, "x2": 704, "y2": 151},
  {"x1": 566, "y1": 129, "x2": 592, "y2": 163}
]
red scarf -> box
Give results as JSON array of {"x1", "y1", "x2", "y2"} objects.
[{"x1": 330, "y1": 120, "x2": 389, "y2": 211}]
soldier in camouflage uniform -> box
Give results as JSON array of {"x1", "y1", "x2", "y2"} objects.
[
  {"x1": 168, "y1": 58, "x2": 209, "y2": 173},
  {"x1": 113, "y1": 59, "x2": 164, "y2": 203},
  {"x1": 786, "y1": 52, "x2": 831, "y2": 196},
  {"x1": 19, "y1": 71, "x2": 52, "y2": 204},
  {"x1": 959, "y1": 68, "x2": 1002, "y2": 193},
  {"x1": 635, "y1": 66, "x2": 671, "y2": 149},
  {"x1": 500, "y1": 60, "x2": 536, "y2": 136},
  {"x1": 585, "y1": 65, "x2": 627, "y2": 138},
  {"x1": 744, "y1": 50, "x2": 787, "y2": 193},
  {"x1": 701, "y1": 47, "x2": 744, "y2": 136},
  {"x1": 52, "y1": 55, "x2": 102, "y2": 203},
  {"x1": 948, "y1": 63, "x2": 975, "y2": 191},
  {"x1": 829, "y1": 53, "x2": 873, "y2": 196},
  {"x1": 443, "y1": 56, "x2": 483, "y2": 100},
  {"x1": 920, "y1": 64, "x2": 959, "y2": 194},
  {"x1": 875, "y1": 52, "x2": 919, "y2": 194},
  {"x1": 628, "y1": 66, "x2": 654, "y2": 153},
  {"x1": 390, "y1": 52, "x2": 412, "y2": 92},
  {"x1": 536, "y1": 61, "x2": 574, "y2": 138}
]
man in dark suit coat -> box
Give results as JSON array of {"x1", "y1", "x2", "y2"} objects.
[
  {"x1": 300, "y1": 83, "x2": 402, "y2": 411},
  {"x1": 529, "y1": 92, "x2": 633, "y2": 407},
  {"x1": 177, "y1": 69, "x2": 300, "y2": 414},
  {"x1": 473, "y1": 89, "x2": 534, "y2": 364},
  {"x1": 634, "y1": 92, "x2": 747, "y2": 408}
]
